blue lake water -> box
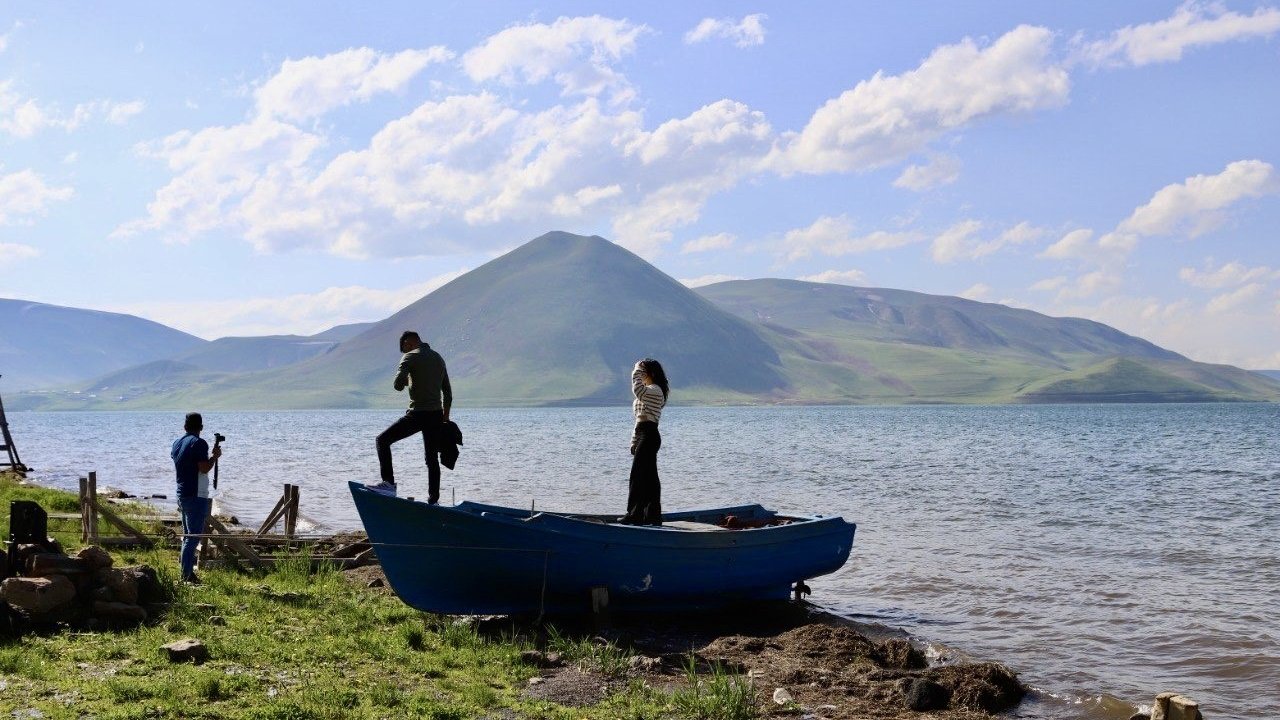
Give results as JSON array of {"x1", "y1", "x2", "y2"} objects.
[{"x1": 8, "y1": 404, "x2": 1278, "y2": 720}]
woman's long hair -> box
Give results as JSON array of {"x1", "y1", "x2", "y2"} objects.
[{"x1": 640, "y1": 358, "x2": 670, "y2": 400}]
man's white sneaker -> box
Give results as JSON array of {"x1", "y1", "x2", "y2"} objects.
[{"x1": 366, "y1": 481, "x2": 397, "y2": 497}]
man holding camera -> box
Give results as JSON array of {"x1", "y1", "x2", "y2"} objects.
[
  {"x1": 371, "y1": 331, "x2": 452, "y2": 501},
  {"x1": 171, "y1": 412, "x2": 221, "y2": 584}
]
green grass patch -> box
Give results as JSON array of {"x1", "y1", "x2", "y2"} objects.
[
  {"x1": 671, "y1": 655, "x2": 759, "y2": 720},
  {"x1": 0, "y1": 474, "x2": 759, "y2": 719}
]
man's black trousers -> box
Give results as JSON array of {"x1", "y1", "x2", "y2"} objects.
[{"x1": 377, "y1": 409, "x2": 445, "y2": 501}]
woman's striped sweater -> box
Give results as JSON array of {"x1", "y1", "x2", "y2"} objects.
[{"x1": 631, "y1": 364, "x2": 666, "y2": 440}]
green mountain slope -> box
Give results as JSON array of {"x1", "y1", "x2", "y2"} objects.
[
  {"x1": 0, "y1": 299, "x2": 206, "y2": 391},
  {"x1": 1013, "y1": 357, "x2": 1253, "y2": 403},
  {"x1": 6, "y1": 235, "x2": 1278, "y2": 409},
  {"x1": 173, "y1": 336, "x2": 341, "y2": 373}
]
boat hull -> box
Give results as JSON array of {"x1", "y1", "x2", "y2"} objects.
[{"x1": 349, "y1": 482, "x2": 855, "y2": 615}]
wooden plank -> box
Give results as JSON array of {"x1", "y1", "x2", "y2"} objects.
[
  {"x1": 205, "y1": 516, "x2": 263, "y2": 568},
  {"x1": 256, "y1": 495, "x2": 289, "y2": 535},
  {"x1": 91, "y1": 499, "x2": 152, "y2": 548}
]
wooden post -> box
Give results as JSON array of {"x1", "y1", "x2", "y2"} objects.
[
  {"x1": 1152, "y1": 693, "x2": 1202, "y2": 720},
  {"x1": 87, "y1": 471, "x2": 100, "y2": 544},
  {"x1": 79, "y1": 477, "x2": 89, "y2": 543},
  {"x1": 256, "y1": 493, "x2": 289, "y2": 535},
  {"x1": 0, "y1": 378, "x2": 27, "y2": 474},
  {"x1": 284, "y1": 484, "x2": 300, "y2": 538}
]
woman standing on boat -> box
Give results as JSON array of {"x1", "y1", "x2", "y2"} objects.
[{"x1": 623, "y1": 358, "x2": 669, "y2": 526}]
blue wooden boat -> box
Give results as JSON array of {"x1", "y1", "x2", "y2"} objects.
[{"x1": 348, "y1": 481, "x2": 856, "y2": 615}]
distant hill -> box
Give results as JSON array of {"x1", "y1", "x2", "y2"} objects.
[
  {"x1": 311, "y1": 322, "x2": 374, "y2": 342},
  {"x1": 6, "y1": 234, "x2": 1279, "y2": 409},
  {"x1": 172, "y1": 336, "x2": 340, "y2": 373},
  {"x1": 697, "y1": 279, "x2": 1280, "y2": 403},
  {"x1": 0, "y1": 299, "x2": 206, "y2": 391},
  {"x1": 1256, "y1": 369, "x2": 1280, "y2": 382},
  {"x1": 194, "y1": 231, "x2": 790, "y2": 407}
]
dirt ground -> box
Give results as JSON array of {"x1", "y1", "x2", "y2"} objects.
[{"x1": 343, "y1": 567, "x2": 1024, "y2": 719}]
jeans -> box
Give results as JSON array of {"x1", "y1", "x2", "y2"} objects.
[
  {"x1": 179, "y1": 496, "x2": 211, "y2": 579},
  {"x1": 376, "y1": 409, "x2": 444, "y2": 501},
  {"x1": 624, "y1": 422, "x2": 662, "y2": 525}
]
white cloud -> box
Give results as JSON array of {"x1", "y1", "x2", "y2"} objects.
[
  {"x1": 1056, "y1": 269, "x2": 1124, "y2": 300},
  {"x1": 771, "y1": 25, "x2": 1069, "y2": 174},
  {"x1": 930, "y1": 220, "x2": 1043, "y2": 263},
  {"x1": 105, "y1": 99, "x2": 145, "y2": 124},
  {"x1": 1207, "y1": 282, "x2": 1265, "y2": 314},
  {"x1": 110, "y1": 271, "x2": 467, "y2": 339},
  {"x1": 930, "y1": 219, "x2": 983, "y2": 263},
  {"x1": 62, "y1": 152, "x2": 78, "y2": 164},
  {"x1": 1, "y1": 83, "x2": 147, "y2": 137},
  {"x1": 0, "y1": 242, "x2": 39, "y2": 266},
  {"x1": 1048, "y1": 292, "x2": 1280, "y2": 368},
  {"x1": 1039, "y1": 228, "x2": 1096, "y2": 261},
  {"x1": 799, "y1": 269, "x2": 869, "y2": 286},
  {"x1": 0, "y1": 169, "x2": 75, "y2": 224},
  {"x1": 680, "y1": 273, "x2": 742, "y2": 288},
  {"x1": 680, "y1": 232, "x2": 735, "y2": 254},
  {"x1": 960, "y1": 283, "x2": 992, "y2": 300},
  {"x1": 1117, "y1": 160, "x2": 1278, "y2": 238},
  {"x1": 462, "y1": 16, "x2": 647, "y2": 99},
  {"x1": 1180, "y1": 259, "x2": 1279, "y2": 289},
  {"x1": 1078, "y1": 2, "x2": 1280, "y2": 67},
  {"x1": 113, "y1": 117, "x2": 325, "y2": 243},
  {"x1": 255, "y1": 46, "x2": 452, "y2": 122},
  {"x1": 684, "y1": 14, "x2": 768, "y2": 48},
  {"x1": 783, "y1": 215, "x2": 920, "y2": 261},
  {"x1": 893, "y1": 154, "x2": 961, "y2": 191},
  {"x1": 1030, "y1": 276, "x2": 1068, "y2": 292}
]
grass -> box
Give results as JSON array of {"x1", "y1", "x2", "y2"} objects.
[
  {"x1": 671, "y1": 655, "x2": 758, "y2": 720},
  {"x1": 0, "y1": 472, "x2": 724, "y2": 719},
  {"x1": 544, "y1": 625, "x2": 634, "y2": 677}
]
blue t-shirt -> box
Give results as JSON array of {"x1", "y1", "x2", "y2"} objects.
[{"x1": 171, "y1": 433, "x2": 209, "y2": 499}]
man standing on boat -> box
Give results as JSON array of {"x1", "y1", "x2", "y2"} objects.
[{"x1": 371, "y1": 331, "x2": 452, "y2": 501}]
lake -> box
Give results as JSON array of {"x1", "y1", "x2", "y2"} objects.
[{"x1": 8, "y1": 404, "x2": 1278, "y2": 720}]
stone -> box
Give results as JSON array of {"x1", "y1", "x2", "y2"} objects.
[
  {"x1": 76, "y1": 546, "x2": 114, "y2": 571},
  {"x1": 162, "y1": 638, "x2": 208, "y2": 664},
  {"x1": 353, "y1": 548, "x2": 379, "y2": 567},
  {"x1": 773, "y1": 687, "x2": 794, "y2": 705},
  {"x1": 93, "y1": 601, "x2": 147, "y2": 624},
  {"x1": 527, "y1": 676, "x2": 545, "y2": 686},
  {"x1": 0, "y1": 549, "x2": 7, "y2": 579},
  {"x1": 367, "y1": 578, "x2": 385, "y2": 589},
  {"x1": 1129, "y1": 713, "x2": 1152, "y2": 720},
  {"x1": 28, "y1": 554, "x2": 89, "y2": 577},
  {"x1": 44, "y1": 538, "x2": 63, "y2": 555},
  {"x1": 91, "y1": 586, "x2": 115, "y2": 602},
  {"x1": 520, "y1": 650, "x2": 564, "y2": 668},
  {"x1": 1167, "y1": 695, "x2": 1201, "y2": 720},
  {"x1": 208, "y1": 616, "x2": 226, "y2": 626},
  {"x1": 1, "y1": 575, "x2": 77, "y2": 614},
  {"x1": 1152, "y1": 691, "x2": 1178, "y2": 720},
  {"x1": 901, "y1": 677, "x2": 950, "y2": 711},
  {"x1": 628, "y1": 655, "x2": 662, "y2": 673},
  {"x1": 96, "y1": 568, "x2": 139, "y2": 605}
]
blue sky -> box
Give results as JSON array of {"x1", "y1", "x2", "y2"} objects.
[{"x1": 1, "y1": 1, "x2": 1278, "y2": 368}]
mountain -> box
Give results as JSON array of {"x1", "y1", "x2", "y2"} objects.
[
  {"x1": 7, "y1": 234, "x2": 1279, "y2": 409},
  {"x1": 1257, "y1": 369, "x2": 1280, "y2": 382},
  {"x1": 172, "y1": 335, "x2": 341, "y2": 373},
  {"x1": 696, "y1": 279, "x2": 1280, "y2": 403},
  {"x1": 215, "y1": 231, "x2": 789, "y2": 407},
  {"x1": 0, "y1": 299, "x2": 206, "y2": 391},
  {"x1": 311, "y1": 322, "x2": 374, "y2": 342}
]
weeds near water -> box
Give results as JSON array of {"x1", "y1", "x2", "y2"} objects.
[
  {"x1": 545, "y1": 625, "x2": 634, "y2": 677},
  {"x1": 672, "y1": 654, "x2": 758, "y2": 720}
]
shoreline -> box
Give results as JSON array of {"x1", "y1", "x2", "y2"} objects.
[{"x1": 1, "y1": 470, "x2": 1038, "y2": 719}]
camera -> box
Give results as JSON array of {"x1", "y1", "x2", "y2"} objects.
[{"x1": 213, "y1": 433, "x2": 226, "y2": 444}]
